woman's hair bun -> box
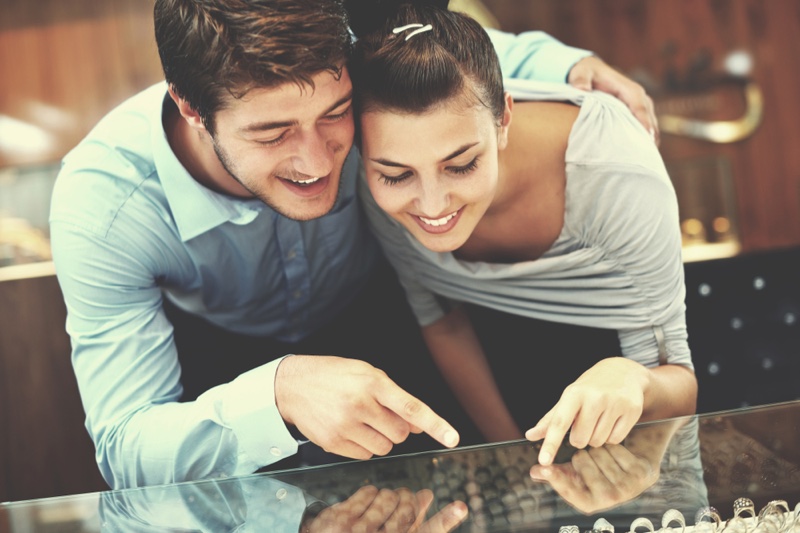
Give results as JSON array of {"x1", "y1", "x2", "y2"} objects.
[{"x1": 344, "y1": 0, "x2": 450, "y2": 38}]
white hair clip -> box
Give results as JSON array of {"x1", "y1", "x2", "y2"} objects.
[{"x1": 392, "y1": 23, "x2": 433, "y2": 41}]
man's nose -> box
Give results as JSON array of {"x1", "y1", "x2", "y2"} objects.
[{"x1": 292, "y1": 129, "x2": 336, "y2": 177}]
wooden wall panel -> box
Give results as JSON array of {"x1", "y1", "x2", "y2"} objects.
[
  {"x1": 0, "y1": 0, "x2": 162, "y2": 169},
  {"x1": 486, "y1": 0, "x2": 800, "y2": 253},
  {"x1": 0, "y1": 275, "x2": 108, "y2": 502},
  {"x1": 2, "y1": 0, "x2": 798, "y2": 252}
]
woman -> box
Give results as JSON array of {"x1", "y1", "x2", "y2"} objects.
[{"x1": 346, "y1": 0, "x2": 697, "y2": 466}]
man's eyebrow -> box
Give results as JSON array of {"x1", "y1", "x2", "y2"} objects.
[
  {"x1": 370, "y1": 142, "x2": 479, "y2": 167},
  {"x1": 240, "y1": 91, "x2": 353, "y2": 134}
]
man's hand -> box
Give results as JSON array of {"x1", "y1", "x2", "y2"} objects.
[
  {"x1": 306, "y1": 486, "x2": 467, "y2": 533},
  {"x1": 568, "y1": 55, "x2": 659, "y2": 144},
  {"x1": 525, "y1": 357, "x2": 648, "y2": 467},
  {"x1": 276, "y1": 355, "x2": 459, "y2": 460}
]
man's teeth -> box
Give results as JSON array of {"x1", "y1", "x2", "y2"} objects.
[
  {"x1": 419, "y1": 212, "x2": 457, "y2": 227},
  {"x1": 290, "y1": 177, "x2": 321, "y2": 185}
]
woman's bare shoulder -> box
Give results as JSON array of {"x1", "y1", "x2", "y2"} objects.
[{"x1": 507, "y1": 100, "x2": 579, "y2": 164}]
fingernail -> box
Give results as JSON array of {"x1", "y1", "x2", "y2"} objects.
[
  {"x1": 649, "y1": 128, "x2": 656, "y2": 141},
  {"x1": 444, "y1": 431, "x2": 458, "y2": 447},
  {"x1": 539, "y1": 451, "x2": 551, "y2": 465},
  {"x1": 540, "y1": 466, "x2": 552, "y2": 477}
]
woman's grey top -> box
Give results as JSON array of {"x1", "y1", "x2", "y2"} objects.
[{"x1": 358, "y1": 80, "x2": 692, "y2": 370}]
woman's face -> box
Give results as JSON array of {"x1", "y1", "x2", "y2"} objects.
[{"x1": 360, "y1": 94, "x2": 511, "y2": 253}]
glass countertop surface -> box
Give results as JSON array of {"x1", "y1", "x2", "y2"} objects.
[{"x1": 3, "y1": 401, "x2": 800, "y2": 532}]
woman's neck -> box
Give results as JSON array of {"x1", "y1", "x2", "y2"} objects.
[{"x1": 456, "y1": 100, "x2": 578, "y2": 263}]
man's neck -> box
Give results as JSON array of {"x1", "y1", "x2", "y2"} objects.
[{"x1": 163, "y1": 104, "x2": 250, "y2": 198}]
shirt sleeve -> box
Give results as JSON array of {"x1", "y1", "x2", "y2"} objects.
[
  {"x1": 486, "y1": 28, "x2": 592, "y2": 83},
  {"x1": 49, "y1": 207, "x2": 298, "y2": 489},
  {"x1": 565, "y1": 93, "x2": 693, "y2": 371}
]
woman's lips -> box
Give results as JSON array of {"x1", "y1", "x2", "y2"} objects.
[{"x1": 412, "y1": 207, "x2": 463, "y2": 234}]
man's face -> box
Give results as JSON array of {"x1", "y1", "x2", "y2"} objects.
[{"x1": 208, "y1": 68, "x2": 355, "y2": 220}]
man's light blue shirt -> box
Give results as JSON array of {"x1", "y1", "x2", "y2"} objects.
[{"x1": 49, "y1": 29, "x2": 589, "y2": 489}]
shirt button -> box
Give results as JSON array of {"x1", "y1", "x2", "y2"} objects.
[
  {"x1": 276, "y1": 488, "x2": 287, "y2": 500},
  {"x1": 293, "y1": 290, "x2": 303, "y2": 299},
  {"x1": 287, "y1": 249, "x2": 296, "y2": 260},
  {"x1": 270, "y1": 446, "x2": 282, "y2": 457}
]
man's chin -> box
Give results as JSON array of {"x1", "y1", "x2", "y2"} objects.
[
  {"x1": 259, "y1": 192, "x2": 339, "y2": 221},
  {"x1": 285, "y1": 205, "x2": 336, "y2": 221}
]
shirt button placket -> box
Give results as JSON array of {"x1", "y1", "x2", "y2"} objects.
[{"x1": 275, "y1": 218, "x2": 311, "y2": 338}]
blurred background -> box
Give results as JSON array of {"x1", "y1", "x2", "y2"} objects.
[
  {"x1": 0, "y1": 0, "x2": 798, "y2": 505},
  {"x1": 3, "y1": 0, "x2": 800, "y2": 268}
]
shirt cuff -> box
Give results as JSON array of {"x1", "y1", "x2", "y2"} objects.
[{"x1": 222, "y1": 355, "x2": 299, "y2": 473}]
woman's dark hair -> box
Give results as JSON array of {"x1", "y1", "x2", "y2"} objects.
[
  {"x1": 154, "y1": 0, "x2": 353, "y2": 134},
  {"x1": 345, "y1": 0, "x2": 505, "y2": 124}
]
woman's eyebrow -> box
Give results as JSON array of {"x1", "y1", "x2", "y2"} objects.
[{"x1": 441, "y1": 142, "x2": 479, "y2": 162}]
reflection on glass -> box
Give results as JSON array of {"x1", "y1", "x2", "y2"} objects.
[
  {"x1": 98, "y1": 473, "x2": 464, "y2": 532},
  {"x1": 4, "y1": 403, "x2": 800, "y2": 532}
]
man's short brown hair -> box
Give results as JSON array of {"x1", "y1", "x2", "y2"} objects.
[{"x1": 154, "y1": 0, "x2": 352, "y2": 132}]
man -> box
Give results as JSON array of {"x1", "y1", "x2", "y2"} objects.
[{"x1": 49, "y1": 0, "x2": 658, "y2": 490}]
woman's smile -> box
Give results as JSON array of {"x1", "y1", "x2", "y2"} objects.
[{"x1": 412, "y1": 207, "x2": 464, "y2": 234}]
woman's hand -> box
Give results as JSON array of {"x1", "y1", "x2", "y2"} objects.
[
  {"x1": 527, "y1": 417, "x2": 686, "y2": 514},
  {"x1": 529, "y1": 441, "x2": 658, "y2": 514},
  {"x1": 525, "y1": 357, "x2": 648, "y2": 466}
]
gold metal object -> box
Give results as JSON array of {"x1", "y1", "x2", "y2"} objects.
[{"x1": 659, "y1": 82, "x2": 763, "y2": 143}]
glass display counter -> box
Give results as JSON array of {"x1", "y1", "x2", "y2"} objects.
[{"x1": 3, "y1": 400, "x2": 800, "y2": 532}]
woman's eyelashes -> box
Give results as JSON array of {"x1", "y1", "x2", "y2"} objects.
[
  {"x1": 449, "y1": 156, "x2": 480, "y2": 175},
  {"x1": 378, "y1": 170, "x2": 412, "y2": 186},
  {"x1": 377, "y1": 156, "x2": 481, "y2": 186}
]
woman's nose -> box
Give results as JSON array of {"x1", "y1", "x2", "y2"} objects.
[{"x1": 416, "y1": 177, "x2": 450, "y2": 217}]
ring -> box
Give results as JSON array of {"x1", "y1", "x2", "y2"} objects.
[
  {"x1": 790, "y1": 502, "x2": 800, "y2": 531},
  {"x1": 695, "y1": 506, "x2": 722, "y2": 533},
  {"x1": 734, "y1": 497, "x2": 756, "y2": 519},
  {"x1": 629, "y1": 517, "x2": 655, "y2": 533},
  {"x1": 785, "y1": 502, "x2": 800, "y2": 533},
  {"x1": 560, "y1": 526, "x2": 580, "y2": 533},
  {"x1": 661, "y1": 509, "x2": 686, "y2": 533},
  {"x1": 757, "y1": 500, "x2": 790, "y2": 530},
  {"x1": 723, "y1": 516, "x2": 750, "y2": 533},
  {"x1": 751, "y1": 519, "x2": 779, "y2": 533},
  {"x1": 594, "y1": 518, "x2": 615, "y2": 533}
]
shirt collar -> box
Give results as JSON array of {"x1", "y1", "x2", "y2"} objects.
[{"x1": 149, "y1": 83, "x2": 265, "y2": 242}]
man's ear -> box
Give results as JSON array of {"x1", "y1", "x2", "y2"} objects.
[
  {"x1": 497, "y1": 92, "x2": 513, "y2": 151},
  {"x1": 167, "y1": 85, "x2": 208, "y2": 133}
]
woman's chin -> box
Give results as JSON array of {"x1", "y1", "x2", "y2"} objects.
[{"x1": 414, "y1": 232, "x2": 466, "y2": 254}]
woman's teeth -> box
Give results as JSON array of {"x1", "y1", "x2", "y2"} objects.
[{"x1": 419, "y1": 211, "x2": 457, "y2": 227}]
